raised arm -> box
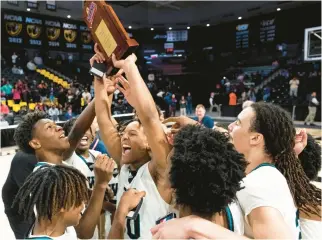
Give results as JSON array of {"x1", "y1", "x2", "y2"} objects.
[
  {"x1": 112, "y1": 54, "x2": 171, "y2": 173},
  {"x1": 94, "y1": 77, "x2": 122, "y2": 166},
  {"x1": 63, "y1": 99, "x2": 95, "y2": 159}
]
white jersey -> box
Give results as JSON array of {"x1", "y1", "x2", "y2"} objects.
[
  {"x1": 300, "y1": 218, "x2": 322, "y2": 239},
  {"x1": 237, "y1": 163, "x2": 300, "y2": 239},
  {"x1": 26, "y1": 225, "x2": 77, "y2": 240},
  {"x1": 117, "y1": 162, "x2": 170, "y2": 239},
  {"x1": 65, "y1": 150, "x2": 100, "y2": 189},
  {"x1": 227, "y1": 201, "x2": 244, "y2": 235}
]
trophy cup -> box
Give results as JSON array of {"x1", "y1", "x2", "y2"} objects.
[{"x1": 83, "y1": 0, "x2": 139, "y2": 76}]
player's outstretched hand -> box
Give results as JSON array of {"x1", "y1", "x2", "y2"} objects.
[{"x1": 94, "y1": 154, "x2": 114, "y2": 187}]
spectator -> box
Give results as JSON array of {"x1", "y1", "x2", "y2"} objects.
[
  {"x1": 170, "y1": 94, "x2": 177, "y2": 117},
  {"x1": 192, "y1": 104, "x2": 214, "y2": 129},
  {"x1": 12, "y1": 87, "x2": 21, "y2": 104},
  {"x1": 304, "y1": 92, "x2": 319, "y2": 126},
  {"x1": 21, "y1": 85, "x2": 29, "y2": 103},
  {"x1": 67, "y1": 89, "x2": 74, "y2": 104},
  {"x1": 263, "y1": 85, "x2": 271, "y2": 102},
  {"x1": 289, "y1": 76, "x2": 300, "y2": 98},
  {"x1": 0, "y1": 113, "x2": 9, "y2": 127},
  {"x1": 179, "y1": 96, "x2": 187, "y2": 116},
  {"x1": 224, "y1": 79, "x2": 231, "y2": 93},
  {"x1": 12, "y1": 52, "x2": 18, "y2": 65},
  {"x1": 82, "y1": 88, "x2": 92, "y2": 106},
  {"x1": 48, "y1": 105, "x2": 60, "y2": 122},
  {"x1": 186, "y1": 92, "x2": 193, "y2": 115},
  {"x1": 12, "y1": 65, "x2": 19, "y2": 75},
  {"x1": 49, "y1": 84, "x2": 55, "y2": 102},
  {"x1": 1, "y1": 102, "x2": 10, "y2": 115},
  {"x1": 229, "y1": 91, "x2": 237, "y2": 106},
  {"x1": 57, "y1": 87, "x2": 67, "y2": 108},
  {"x1": 64, "y1": 107, "x2": 74, "y2": 120},
  {"x1": 164, "y1": 92, "x2": 172, "y2": 117},
  {"x1": 248, "y1": 88, "x2": 256, "y2": 102},
  {"x1": 1, "y1": 81, "x2": 13, "y2": 99}
]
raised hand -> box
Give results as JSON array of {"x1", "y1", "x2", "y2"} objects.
[
  {"x1": 115, "y1": 75, "x2": 136, "y2": 108},
  {"x1": 112, "y1": 53, "x2": 137, "y2": 74},
  {"x1": 94, "y1": 154, "x2": 115, "y2": 188},
  {"x1": 294, "y1": 129, "x2": 308, "y2": 156},
  {"x1": 163, "y1": 116, "x2": 198, "y2": 134}
]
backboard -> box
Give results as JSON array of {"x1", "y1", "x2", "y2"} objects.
[{"x1": 304, "y1": 26, "x2": 322, "y2": 61}]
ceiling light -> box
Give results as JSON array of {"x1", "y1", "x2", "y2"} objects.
[
  {"x1": 187, "y1": 26, "x2": 190, "y2": 29},
  {"x1": 238, "y1": 16, "x2": 242, "y2": 20},
  {"x1": 129, "y1": 26, "x2": 132, "y2": 29},
  {"x1": 67, "y1": 15, "x2": 71, "y2": 19},
  {"x1": 206, "y1": 24, "x2": 210, "y2": 27},
  {"x1": 151, "y1": 28, "x2": 154, "y2": 31},
  {"x1": 169, "y1": 27, "x2": 172, "y2": 30},
  {"x1": 277, "y1": 8, "x2": 281, "y2": 11},
  {"x1": 27, "y1": 8, "x2": 31, "y2": 11}
]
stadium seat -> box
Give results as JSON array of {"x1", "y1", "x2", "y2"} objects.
[
  {"x1": 28, "y1": 103, "x2": 36, "y2": 110},
  {"x1": 1, "y1": 100, "x2": 6, "y2": 105},
  {"x1": 7, "y1": 100, "x2": 14, "y2": 107},
  {"x1": 12, "y1": 104, "x2": 21, "y2": 112},
  {"x1": 20, "y1": 102, "x2": 27, "y2": 107}
]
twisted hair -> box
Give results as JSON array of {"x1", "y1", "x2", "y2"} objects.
[
  {"x1": 12, "y1": 165, "x2": 89, "y2": 222},
  {"x1": 298, "y1": 134, "x2": 321, "y2": 181},
  {"x1": 170, "y1": 125, "x2": 247, "y2": 218},
  {"x1": 14, "y1": 111, "x2": 49, "y2": 154},
  {"x1": 250, "y1": 102, "x2": 321, "y2": 216}
]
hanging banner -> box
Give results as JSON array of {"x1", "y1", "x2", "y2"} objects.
[
  {"x1": 27, "y1": 0, "x2": 38, "y2": 9},
  {"x1": 79, "y1": 25, "x2": 93, "y2": 51},
  {"x1": 25, "y1": 16, "x2": 43, "y2": 46},
  {"x1": 46, "y1": 0, "x2": 56, "y2": 11},
  {"x1": 44, "y1": 19, "x2": 61, "y2": 48},
  {"x1": 62, "y1": 21, "x2": 78, "y2": 49},
  {"x1": 3, "y1": 13, "x2": 24, "y2": 45}
]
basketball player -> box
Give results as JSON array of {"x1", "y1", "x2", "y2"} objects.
[
  {"x1": 94, "y1": 49, "x2": 172, "y2": 238},
  {"x1": 13, "y1": 109, "x2": 111, "y2": 239},
  {"x1": 13, "y1": 165, "x2": 89, "y2": 239},
  {"x1": 158, "y1": 102, "x2": 320, "y2": 239},
  {"x1": 169, "y1": 124, "x2": 247, "y2": 234},
  {"x1": 63, "y1": 118, "x2": 118, "y2": 239}
]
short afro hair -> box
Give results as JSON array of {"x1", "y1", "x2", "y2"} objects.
[
  {"x1": 14, "y1": 111, "x2": 49, "y2": 154},
  {"x1": 298, "y1": 134, "x2": 321, "y2": 180},
  {"x1": 170, "y1": 125, "x2": 247, "y2": 218},
  {"x1": 63, "y1": 118, "x2": 77, "y2": 136}
]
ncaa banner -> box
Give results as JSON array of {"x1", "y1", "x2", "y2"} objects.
[
  {"x1": 62, "y1": 21, "x2": 78, "y2": 50},
  {"x1": 3, "y1": 13, "x2": 24, "y2": 45},
  {"x1": 44, "y1": 18, "x2": 62, "y2": 48},
  {"x1": 25, "y1": 16, "x2": 43, "y2": 47},
  {"x1": 79, "y1": 25, "x2": 93, "y2": 51}
]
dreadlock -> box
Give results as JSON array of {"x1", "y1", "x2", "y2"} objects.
[
  {"x1": 12, "y1": 165, "x2": 89, "y2": 222},
  {"x1": 14, "y1": 111, "x2": 49, "y2": 154},
  {"x1": 250, "y1": 102, "x2": 321, "y2": 216}
]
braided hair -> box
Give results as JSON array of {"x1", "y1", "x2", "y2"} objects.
[
  {"x1": 250, "y1": 102, "x2": 321, "y2": 216},
  {"x1": 12, "y1": 165, "x2": 89, "y2": 222}
]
